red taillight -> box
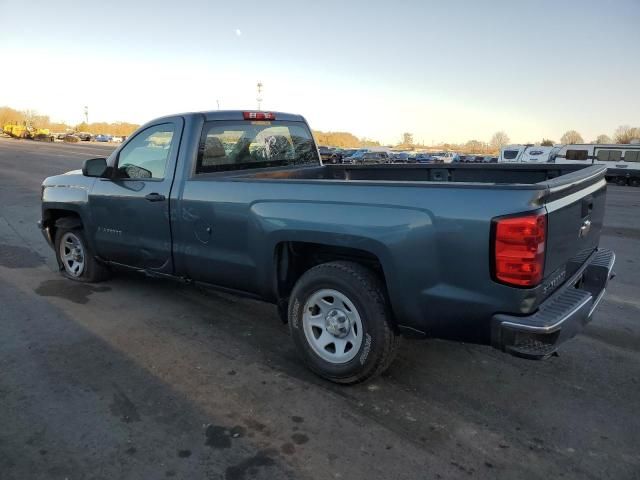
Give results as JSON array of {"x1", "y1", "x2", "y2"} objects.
[
  {"x1": 493, "y1": 213, "x2": 546, "y2": 287},
  {"x1": 243, "y1": 111, "x2": 275, "y2": 120}
]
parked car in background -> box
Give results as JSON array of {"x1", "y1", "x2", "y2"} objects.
[
  {"x1": 392, "y1": 152, "x2": 411, "y2": 163},
  {"x1": 414, "y1": 153, "x2": 435, "y2": 163},
  {"x1": 318, "y1": 146, "x2": 341, "y2": 164},
  {"x1": 432, "y1": 152, "x2": 458, "y2": 163},
  {"x1": 75, "y1": 132, "x2": 92, "y2": 141},
  {"x1": 339, "y1": 148, "x2": 359, "y2": 161},
  {"x1": 62, "y1": 134, "x2": 80, "y2": 143},
  {"x1": 342, "y1": 149, "x2": 369, "y2": 164},
  {"x1": 354, "y1": 151, "x2": 390, "y2": 164},
  {"x1": 94, "y1": 134, "x2": 112, "y2": 142}
]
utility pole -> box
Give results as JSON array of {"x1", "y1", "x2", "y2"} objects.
[
  {"x1": 256, "y1": 81, "x2": 263, "y2": 111},
  {"x1": 83, "y1": 106, "x2": 89, "y2": 125},
  {"x1": 216, "y1": 99, "x2": 220, "y2": 110}
]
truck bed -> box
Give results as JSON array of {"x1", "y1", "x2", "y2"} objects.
[{"x1": 241, "y1": 163, "x2": 599, "y2": 187}]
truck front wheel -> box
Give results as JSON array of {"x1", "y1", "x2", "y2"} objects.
[
  {"x1": 54, "y1": 227, "x2": 109, "y2": 282},
  {"x1": 288, "y1": 261, "x2": 399, "y2": 384}
]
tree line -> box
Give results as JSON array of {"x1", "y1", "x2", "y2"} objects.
[
  {"x1": 312, "y1": 130, "x2": 380, "y2": 148},
  {"x1": 0, "y1": 106, "x2": 140, "y2": 137},
  {"x1": 398, "y1": 125, "x2": 640, "y2": 154},
  {"x1": 556, "y1": 126, "x2": 640, "y2": 145},
  {"x1": 3, "y1": 105, "x2": 638, "y2": 148}
]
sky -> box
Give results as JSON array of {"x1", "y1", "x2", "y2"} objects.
[{"x1": 1, "y1": 0, "x2": 638, "y2": 145}]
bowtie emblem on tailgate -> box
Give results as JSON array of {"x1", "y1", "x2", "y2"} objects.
[{"x1": 579, "y1": 218, "x2": 592, "y2": 238}]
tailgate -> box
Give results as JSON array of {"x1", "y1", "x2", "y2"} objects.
[{"x1": 542, "y1": 166, "x2": 607, "y2": 288}]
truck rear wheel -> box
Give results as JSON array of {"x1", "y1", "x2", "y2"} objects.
[
  {"x1": 54, "y1": 227, "x2": 110, "y2": 283},
  {"x1": 629, "y1": 177, "x2": 640, "y2": 187},
  {"x1": 288, "y1": 261, "x2": 398, "y2": 384}
]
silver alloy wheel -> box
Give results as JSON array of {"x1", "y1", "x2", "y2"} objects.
[
  {"x1": 59, "y1": 232, "x2": 85, "y2": 277},
  {"x1": 302, "y1": 288, "x2": 364, "y2": 364}
]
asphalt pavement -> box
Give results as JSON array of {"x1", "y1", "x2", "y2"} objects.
[{"x1": 1, "y1": 136, "x2": 639, "y2": 480}]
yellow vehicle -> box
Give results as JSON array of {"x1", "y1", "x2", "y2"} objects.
[{"x1": 2, "y1": 122, "x2": 53, "y2": 141}]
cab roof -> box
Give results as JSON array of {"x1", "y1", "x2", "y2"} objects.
[{"x1": 149, "y1": 110, "x2": 307, "y2": 124}]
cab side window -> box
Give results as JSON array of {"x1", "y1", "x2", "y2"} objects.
[{"x1": 117, "y1": 124, "x2": 176, "y2": 179}]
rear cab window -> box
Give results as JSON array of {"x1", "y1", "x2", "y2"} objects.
[
  {"x1": 196, "y1": 120, "x2": 319, "y2": 173},
  {"x1": 503, "y1": 150, "x2": 519, "y2": 160}
]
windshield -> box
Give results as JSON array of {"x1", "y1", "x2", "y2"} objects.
[{"x1": 197, "y1": 120, "x2": 320, "y2": 173}]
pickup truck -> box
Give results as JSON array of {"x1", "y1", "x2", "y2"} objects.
[
  {"x1": 40, "y1": 110, "x2": 615, "y2": 384},
  {"x1": 318, "y1": 146, "x2": 341, "y2": 164}
]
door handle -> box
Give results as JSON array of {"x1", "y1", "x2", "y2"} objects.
[{"x1": 145, "y1": 193, "x2": 166, "y2": 202}]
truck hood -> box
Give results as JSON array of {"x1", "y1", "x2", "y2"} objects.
[{"x1": 42, "y1": 170, "x2": 87, "y2": 187}]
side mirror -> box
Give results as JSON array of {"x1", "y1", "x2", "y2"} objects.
[{"x1": 82, "y1": 157, "x2": 108, "y2": 177}]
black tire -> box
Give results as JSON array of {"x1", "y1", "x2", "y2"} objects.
[
  {"x1": 54, "y1": 227, "x2": 110, "y2": 282},
  {"x1": 629, "y1": 177, "x2": 640, "y2": 187},
  {"x1": 288, "y1": 261, "x2": 399, "y2": 384}
]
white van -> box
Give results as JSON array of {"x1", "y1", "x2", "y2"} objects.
[
  {"x1": 552, "y1": 144, "x2": 640, "y2": 186},
  {"x1": 499, "y1": 145, "x2": 558, "y2": 163}
]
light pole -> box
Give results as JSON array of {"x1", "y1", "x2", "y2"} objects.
[
  {"x1": 256, "y1": 81, "x2": 263, "y2": 111},
  {"x1": 84, "y1": 106, "x2": 89, "y2": 125}
]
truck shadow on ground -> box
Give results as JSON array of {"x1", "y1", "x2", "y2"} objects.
[
  {"x1": 20, "y1": 265, "x2": 640, "y2": 479},
  {"x1": 4, "y1": 273, "x2": 299, "y2": 480},
  {"x1": 82, "y1": 268, "x2": 640, "y2": 480}
]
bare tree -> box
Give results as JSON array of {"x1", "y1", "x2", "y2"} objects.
[
  {"x1": 595, "y1": 134, "x2": 612, "y2": 144},
  {"x1": 613, "y1": 125, "x2": 640, "y2": 144},
  {"x1": 540, "y1": 138, "x2": 554, "y2": 146},
  {"x1": 402, "y1": 132, "x2": 414, "y2": 146},
  {"x1": 465, "y1": 140, "x2": 484, "y2": 153},
  {"x1": 490, "y1": 131, "x2": 510, "y2": 150},
  {"x1": 560, "y1": 130, "x2": 584, "y2": 144}
]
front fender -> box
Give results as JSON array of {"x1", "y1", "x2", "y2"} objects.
[{"x1": 41, "y1": 174, "x2": 96, "y2": 249}]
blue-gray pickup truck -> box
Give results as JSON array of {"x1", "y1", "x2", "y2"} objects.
[{"x1": 40, "y1": 110, "x2": 615, "y2": 383}]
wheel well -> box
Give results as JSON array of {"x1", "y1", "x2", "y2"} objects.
[
  {"x1": 43, "y1": 209, "x2": 83, "y2": 240},
  {"x1": 274, "y1": 241, "x2": 395, "y2": 325}
]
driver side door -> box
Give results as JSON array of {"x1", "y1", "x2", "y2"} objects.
[{"x1": 89, "y1": 119, "x2": 182, "y2": 271}]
